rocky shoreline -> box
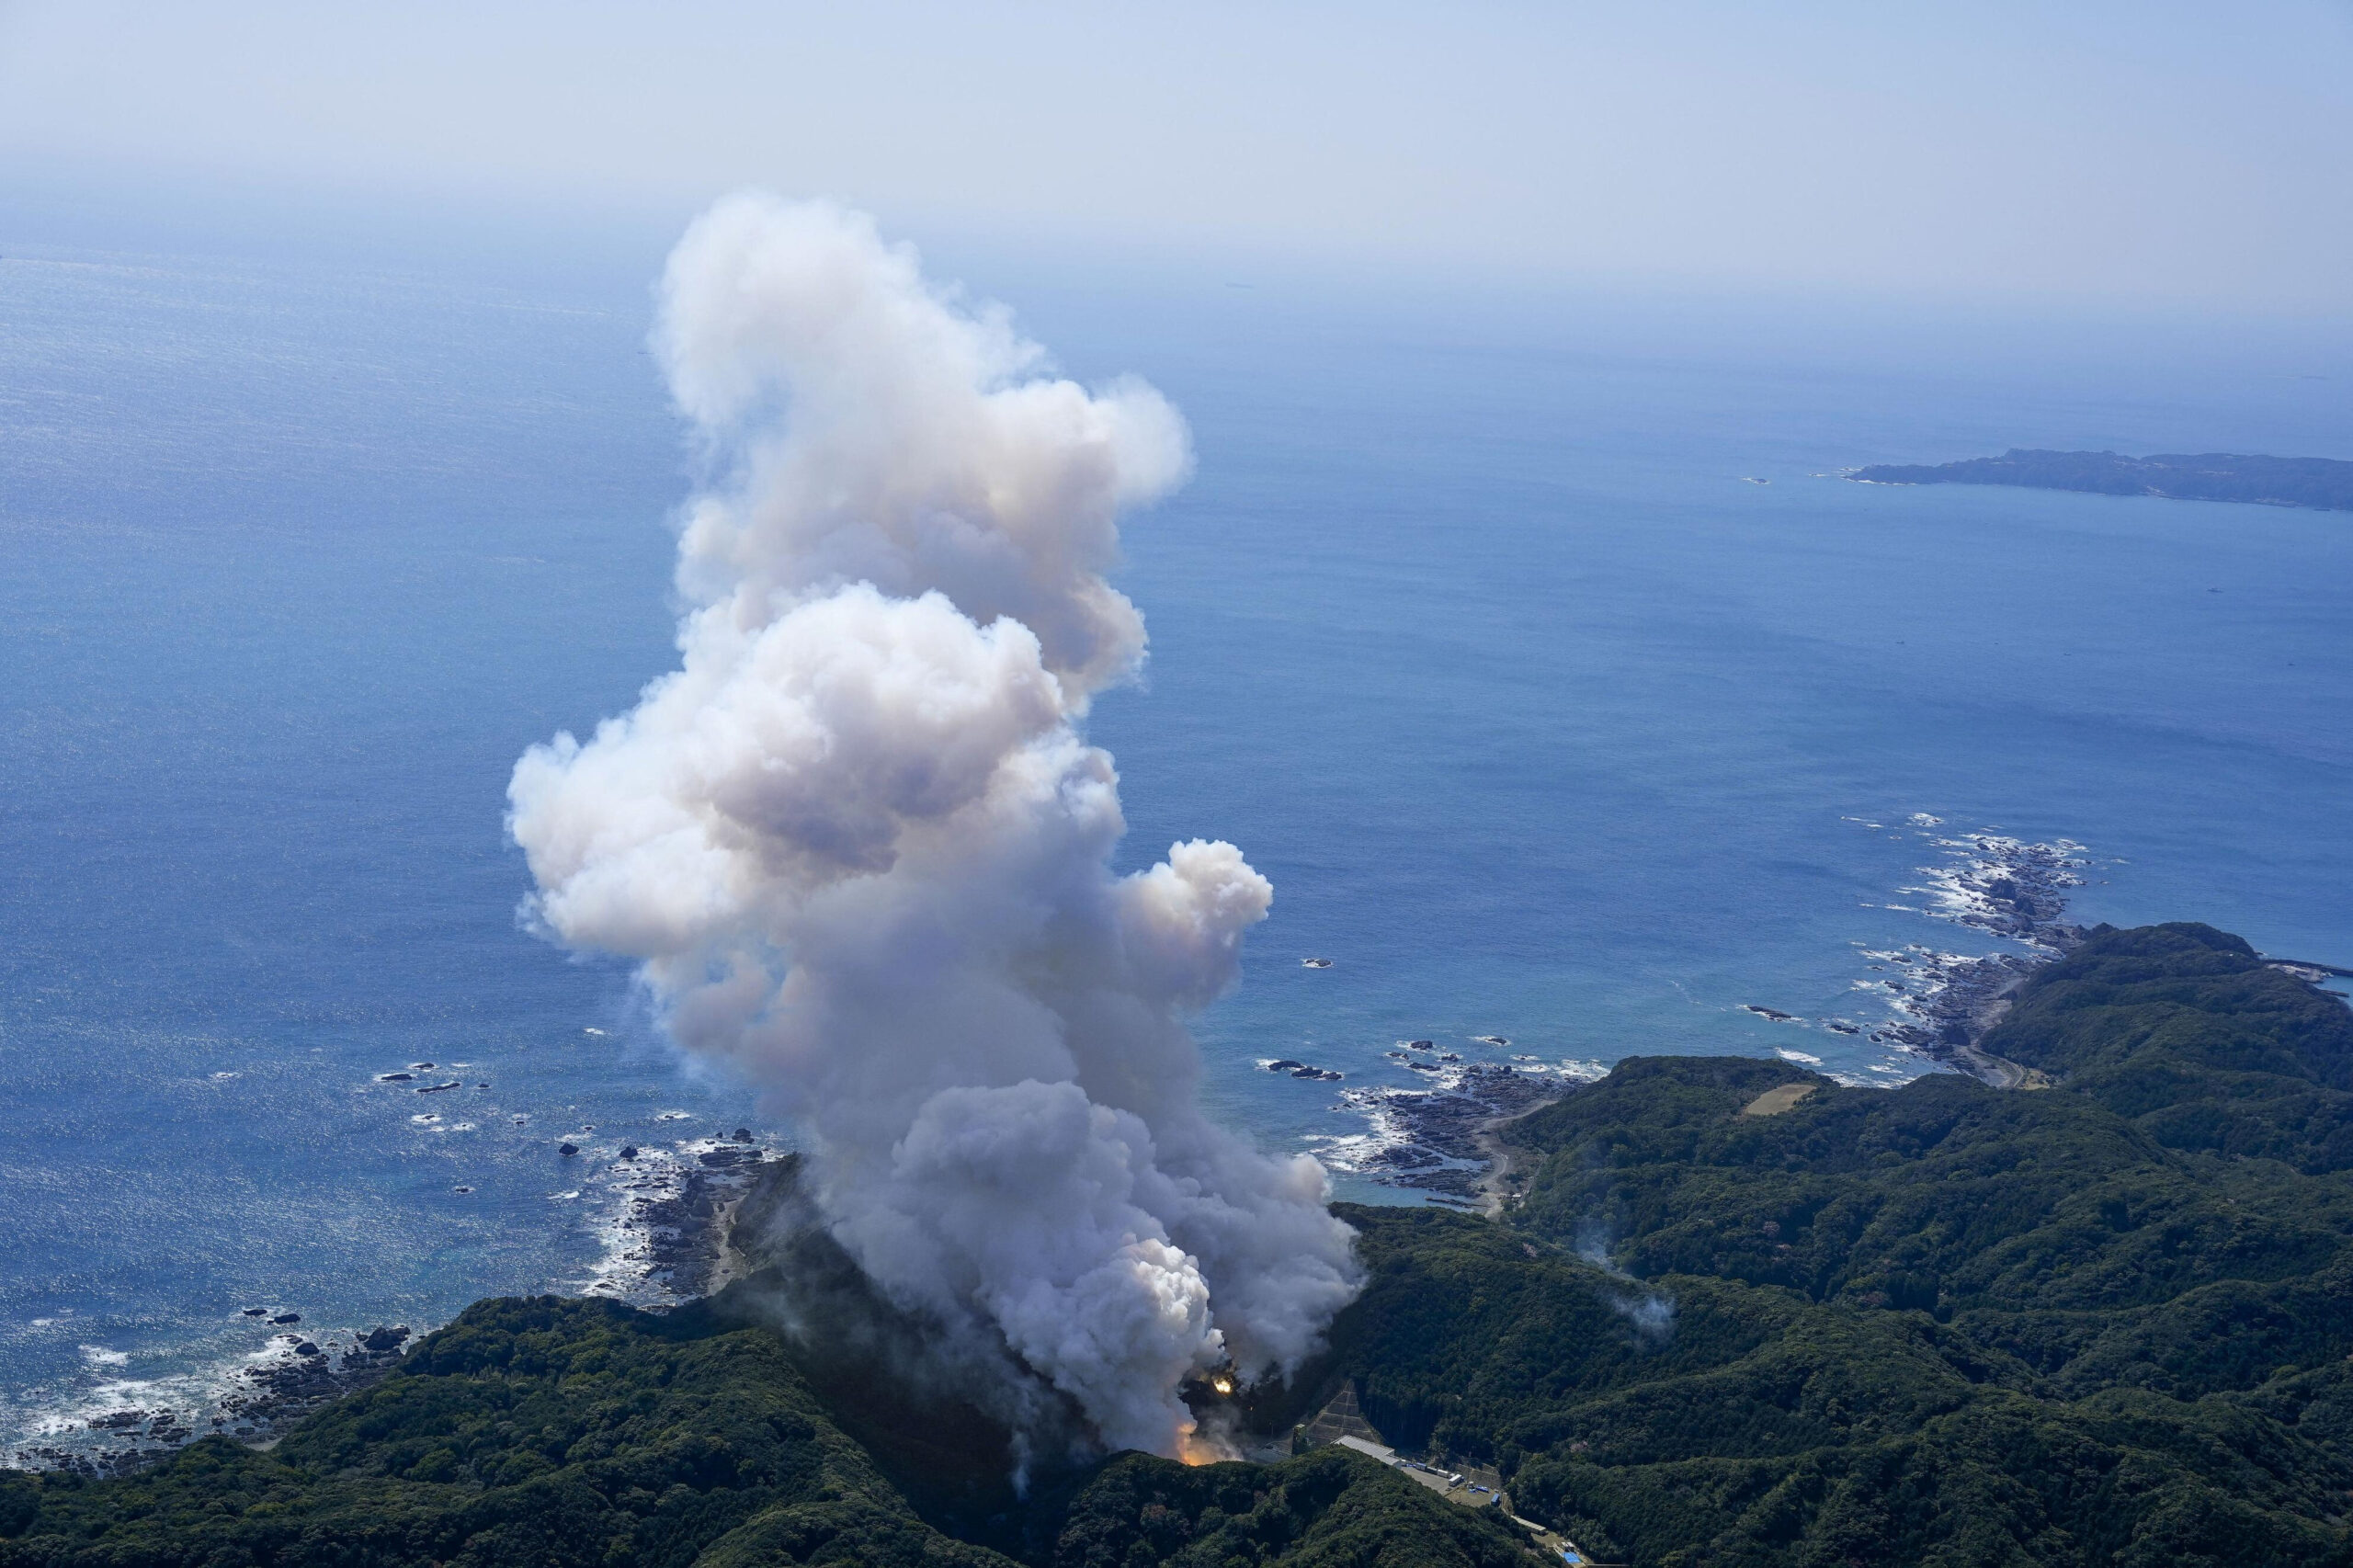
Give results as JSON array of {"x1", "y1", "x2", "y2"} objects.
[
  {"x1": 1726, "y1": 825, "x2": 2094, "y2": 1089},
  {"x1": 1856, "y1": 832, "x2": 2088, "y2": 1084},
  {"x1": 11, "y1": 1325, "x2": 415, "y2": 1478},
  {"x1": 1318, "y1": 825, "x2": 2099, "y2": 1208},
  {"x1": 10, "y1": 1136, "x2": 789, "y2": 1478},
  {"x1": 1334, "y1": 1056, "x2": 1587, "y2": 1205},
  {"x1": 579, "y1": 1134, "x2": 776, "y2": 1302}
]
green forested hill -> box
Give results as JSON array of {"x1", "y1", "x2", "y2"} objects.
[
  {"x1": 6, "y1": 923, "x2": 2351, "y2": 1568},
  {"x1": 1314, "y1": 924, "x2": 2353, "y2": 1565},
  {"x1": 0, "y1": 1295, "x2": 1014, "y2": 1568},
  {"x1": 0, "y1": 1296, "x2": 1532, "y2": 1568},
  {"x1": 1978, "y1": 923, "x2": 2353, "y2": 1172}
]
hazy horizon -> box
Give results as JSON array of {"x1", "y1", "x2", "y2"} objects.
[{"x1": 4, "y1": 1, "x2": 2350, "y2": 321}]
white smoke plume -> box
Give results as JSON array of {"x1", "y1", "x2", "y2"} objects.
[{"x1": 508, "y1": 195, "x2": 1361, "y2": 1460}]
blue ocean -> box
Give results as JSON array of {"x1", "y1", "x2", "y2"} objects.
[{"x1": 3, "y1": 227, "x2": 2348, "y2": 1459}]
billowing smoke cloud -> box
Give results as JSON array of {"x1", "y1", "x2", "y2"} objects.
[{"x1": 509, "y1": 196, "x2": 1361, "y2": 1459}]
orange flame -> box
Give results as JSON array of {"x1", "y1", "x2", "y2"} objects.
[{"x1": 1176, "y1": 1423, "x2": 1240, "y2": 1466}]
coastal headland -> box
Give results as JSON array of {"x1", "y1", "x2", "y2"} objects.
[{"x1": 1344, "y1": 828, "x2": 2103, "y2": 1217}]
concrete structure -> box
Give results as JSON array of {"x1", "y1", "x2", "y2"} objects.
[{"x1": 1297, "y1": 1388, "x2": 1605, "y2": 1562}]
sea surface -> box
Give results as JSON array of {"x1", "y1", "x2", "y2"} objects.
[{"x1": 3, "y1": 228, "x2": 2349, "y2": 1460}]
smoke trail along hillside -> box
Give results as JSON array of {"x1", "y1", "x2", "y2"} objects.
[{"x1": 507, "y1": 196, "x2": 1361, "y2": 1460}]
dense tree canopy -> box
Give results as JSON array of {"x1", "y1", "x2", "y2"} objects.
[{"x1": 1313, "y1": 925, "x2": 2353, "y2": 1564}]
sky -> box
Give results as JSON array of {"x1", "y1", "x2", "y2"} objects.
[{"x1": 2, "y1": 1, "x2": 2350, "y2": 314}]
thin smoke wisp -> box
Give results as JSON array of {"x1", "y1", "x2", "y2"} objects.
[{"x1": 508, "y1": 196, "x2": 1361, "y2": 1460}]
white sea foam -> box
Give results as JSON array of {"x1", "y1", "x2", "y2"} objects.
[
  {"x1": 1903, "y1": 834, "x2": 2086, "y2": 952},
  {"x1": 1316, "y1": 1047, "x2": 1583, "y2": 1198},
  {"x1": 1836, "y1": 818, "x2": 2092, "y2": 1080},
  {"x1": 1304, "y1": 1101, "x2": 1409, "y2": 1177},
  {"x1": 568, "y1": 1136, "x2": 772, "y2": 1304},
  {"x1": 7, "y1": 1325, "x2": 402, "y2": 1471}
]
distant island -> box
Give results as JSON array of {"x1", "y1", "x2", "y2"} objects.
[{"x1": 1852, "y1": 449, "x2": 2353, "y2": 511}]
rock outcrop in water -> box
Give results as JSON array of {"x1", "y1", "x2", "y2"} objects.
[
  {"x1": 1860, "y1": 833, "x2": 2088, "y2": 1084},
  {"x1": 1339, "y1": 1060, "x2": 1580, "y2": 1203},
  {"x1": 13, "y1": 1327, "x2": 414, "y2": 1477}
]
